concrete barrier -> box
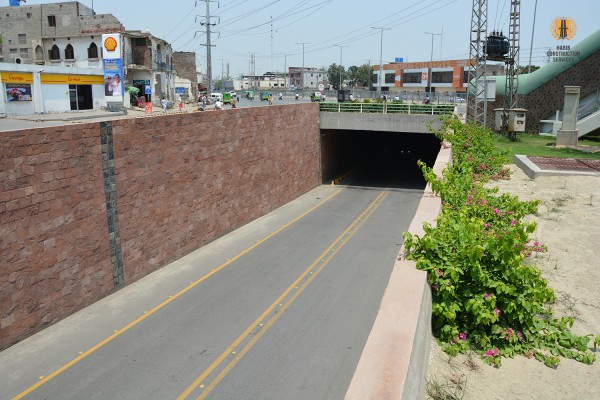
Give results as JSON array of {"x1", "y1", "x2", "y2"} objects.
[{"x1": 345, "y1": 145, "x2": 452, "y2": 399}]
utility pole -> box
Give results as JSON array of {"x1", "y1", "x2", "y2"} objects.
[
  {"x1": 425, "y1": 31, "x2": 442, "y2": 95},
  {"x1": 371, "y1": 27, "x2": 391, "y2": 97},
  {"x1": 197, "y1": 0, "x2": 218, "y2": 94},
  {"x1": 334, "y1": 44, "x2": 348, "y2": 90},
  {"x1": 366, "y1": 59, "x2": 374, "y2": 91},
  {"x1": 295, "y1": 42, "x2": 310, "y2": 89}
]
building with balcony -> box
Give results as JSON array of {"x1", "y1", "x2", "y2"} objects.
[{"x1": 0, "y1": 1, "x2": 182, "y2": 111}]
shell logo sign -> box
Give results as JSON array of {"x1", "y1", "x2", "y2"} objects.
[
  {"x1": 101, "y1": 34, "x2": 121, "y2": 59},
  {"x1": 103, "y1": 36, "x2": 118, "y2": 52},
  {"x1": 551, "y1": 17, "x2": 576, "y2": 41}
]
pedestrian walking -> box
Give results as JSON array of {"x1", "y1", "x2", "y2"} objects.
[
  {"x1": 178, "y1": 95, "x2": 183, "y2": 111},
  {"x1": 161, "y1": 97, "x2": 167, "y2": 113}
]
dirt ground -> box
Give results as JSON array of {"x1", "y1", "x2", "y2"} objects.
[{"x1": 426, "y1": 165, "x2": 600, "y2": 400}]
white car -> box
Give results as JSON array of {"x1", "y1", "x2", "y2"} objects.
[
  {"x1": 209, "y1": 93, "x2": 223, "y2": 103},
  {"x1": 450, "y1": 96, "x2": 466, "y2": 103},
  {"x1": 229, "y1": 91, "x2": 237, "y2": 97}
]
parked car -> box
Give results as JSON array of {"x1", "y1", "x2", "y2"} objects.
[
  {"x1": 449, "y1": 96, "x2": 466, "y2": 103},
  {"x1": 229, "y1": 91, "x2": 237, "y2": 97}
]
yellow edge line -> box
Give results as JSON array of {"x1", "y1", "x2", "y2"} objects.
[
  {"x1": 177, "y1": 190, "x2": 387, "y2": 400},
  {"x1": 12, "y1": 188, "x2": 343, "y2": 400},
  {"x1": 196, "y1": 191, "x2": 387, "y2": 400}
]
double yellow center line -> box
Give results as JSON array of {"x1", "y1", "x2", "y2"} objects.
[{"x1": 178, "y1": 190, "x2": 389, "y2": 399}]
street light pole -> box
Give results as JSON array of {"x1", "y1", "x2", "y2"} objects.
[
  {"x1": 425, "y1": 31, "x2": 442, "y2": 96},
  {"x1": 296, "y1": 42, "x2": 310, "y2": 89},
  {"x1": 371, "y1": 27, "x2": 391, "y2": 97},
  {"x1": 334, "y1": 44, "x2": 348, "y2": 90}
]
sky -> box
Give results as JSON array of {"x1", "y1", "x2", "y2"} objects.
[{"x1": 23, "y1": 0, "x2": 600, "y2": 78}]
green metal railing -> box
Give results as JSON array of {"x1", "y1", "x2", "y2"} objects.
[{"x1": 319, "y1": 101, "x2": 455, "y2": 116}]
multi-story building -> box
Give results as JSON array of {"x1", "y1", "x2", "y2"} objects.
[
  {"x1": 373, "y1": 59, "x2": 504, "y2": 96},
  {"x1": 0, "y1": 1, "x2": 181, "y2": 112},
  {"x1": 288, "y1": 67, "x2": 327, "y2": 90}
]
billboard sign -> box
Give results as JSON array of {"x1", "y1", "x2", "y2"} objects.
[{"x1": 102, "y1": 34, "x2": 124, "y2": 103}]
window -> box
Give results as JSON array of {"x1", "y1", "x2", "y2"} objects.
[
  {"x1": 87, "y1": 42, "x2": 98, "y2": 58},
  {"x1": 403, "y1": 72, "x2": 421, "y2": 83},
  {"x1": 432, "y1": 71, "x2": 452, "y2": 83},
  {"x1": 385, "y1": 73, "x2": 395, "y2": 84},
  {"x1": 35, "y1": 45, "x2": 43, "y2": 61},
  {"x1": 19, "y1": 48, "x2": 29, "y2": 58},
  {"x1": 9, "y1": 48, "x2": 17, "y2": 55},
  {"x1": 65, "y1": 43, "x2": 74, "y2": 59},
  {"x1": 18, "y1": 34, "x2": 26, "y2": 44},
  {"x1": 48, "y1": 15, "x2": 56, "y2": 27},
  {"x1": 48, "y1": 44, "x2": 60, "y2": 60}
]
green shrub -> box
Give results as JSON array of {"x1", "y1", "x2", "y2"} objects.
[{"x1": 403, "y1": 116, "x2": 598, "y2": 367}]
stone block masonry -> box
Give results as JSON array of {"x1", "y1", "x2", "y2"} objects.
[{"x1": 0, "y1": 104, "x2": 321, "y2": 349}]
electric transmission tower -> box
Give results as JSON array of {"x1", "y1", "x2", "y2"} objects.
[
  {"x1": 503, "y1": 0, "x2": 521, "y2": 140},
  {"x1": 467, "y1": 0, "x2": 488, "y2": 126}
]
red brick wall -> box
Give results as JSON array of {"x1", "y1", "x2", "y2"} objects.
[
  {"x1": 0, "y1": 125, "x2": 114, "y2": 349},
  {"x1": 0, "y1": 103, "x2": 320, "y2": 349},
  {"x1": 113, "y1": 104, "x2": 320, "y2": 281}
]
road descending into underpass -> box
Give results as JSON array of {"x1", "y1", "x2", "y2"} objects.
[{"x1": 2, "y1": 184, "x2": 423, "y2": 400}]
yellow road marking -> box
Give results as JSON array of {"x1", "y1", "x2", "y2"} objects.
[
  {"x1": 12, "y1": 188, "x2": 343, "y2": 400},
  {"x1": 177, "y1": 191, "x2": 388, "y2": 400}
]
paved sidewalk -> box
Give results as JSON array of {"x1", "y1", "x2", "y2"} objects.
[{"x1": 0, "y1": 105, "x2": 211, "y2": 131}]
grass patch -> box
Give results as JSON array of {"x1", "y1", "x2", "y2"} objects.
[{"x1": 492, "y1": 133, "x2": 600, "y2": 160}]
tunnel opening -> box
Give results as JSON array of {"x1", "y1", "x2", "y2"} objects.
[{"x1": 320, "y1": 129, "x2": 442, "y2": 190}]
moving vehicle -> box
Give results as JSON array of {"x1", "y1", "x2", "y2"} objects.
[
  {"x1": 260, "y1": 91, "x2": 270, "y2": 101},
  {"x1": 223, "y1": 92, "x2": 232, "y2": 104},
  {"x1": 310, "y1": 92, "x2": 324, "y2": 102},
  {"x1": 209, "y1": 93, "x2": 223, "y2": 103},
  {"x1": 244, "y1": 90, "x2": 254, "y2": 100},
  {"x1": 229, "y1": 91, "x2": 237, "y2": 97}
]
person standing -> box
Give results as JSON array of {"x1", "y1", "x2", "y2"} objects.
[
  {"x1": 268, "y1": 93, "x2": 273, "y2": 105},
  {"x1": 161, "y1": 97, "x2": 168, "y2": 113},
  {"x1": 178, "y1": 95, "x2": 183, "y2": 111}
]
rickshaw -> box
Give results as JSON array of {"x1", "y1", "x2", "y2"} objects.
[{"x1": 223, "y1": 92, "x2": 232, "y2": 104}]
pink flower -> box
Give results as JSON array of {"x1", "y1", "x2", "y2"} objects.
[
  {"x1": 459, "y1": 332, "x2": 467, "y2": 340},
  {"x1": 517, "y1": 331, "x2": 523, "y2": 342},
  {"x1": 437, "y1": 269, "x2": 443, "y2": 277},
  {"x1": 484, "y1": 348, "x2": 499, "y2": 357},
  {"x1": 433, "y1": 284, "x2": 439, "y2": 291},
  {"x1": 495, "y1": 308, "x2": 500, "y2": 317},
  {"x1": 511, "y1": 218, "x2": 517, "y2": 226},
  {"x1": 484, "y1": 293, "x2": 490, "y2": 300}
]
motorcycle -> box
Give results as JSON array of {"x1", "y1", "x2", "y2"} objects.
[
  {"x1": 279, "y1": 93, "x2": 283, "y2": 100},
  {"x1": 295, "y1": 93, "x2": 299, "y2": 101}
]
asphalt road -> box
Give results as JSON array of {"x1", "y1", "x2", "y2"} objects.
[{"x1": 1, "y1": 184, "x2": 422, "y2": 400}]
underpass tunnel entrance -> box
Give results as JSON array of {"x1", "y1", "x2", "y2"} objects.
[{"x1": 320, "y1": 129, "x2": 441, "y2": 190}]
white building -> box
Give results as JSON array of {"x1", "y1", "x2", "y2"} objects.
[{"x1": 0, "y1": 62, "x2": 105, "y2": 116}]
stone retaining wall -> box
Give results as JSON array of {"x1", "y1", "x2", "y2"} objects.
[{"x1": 0, "y1": 104, "x2": 320, "y2": 349}]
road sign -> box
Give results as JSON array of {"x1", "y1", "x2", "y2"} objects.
[{"x1": 318, "y1": 82, "x2": 324, "y2": 91}]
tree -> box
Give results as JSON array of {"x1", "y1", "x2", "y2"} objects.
[
  {"x1": 327, "y1": 63, "x2": 346, "y2": 90},
  {"x1": 356, "y1": 64, "x2": 374, "y2": 88},
  {"x1": 516, "y1": 65, "x2": 540, "y2": 75}
]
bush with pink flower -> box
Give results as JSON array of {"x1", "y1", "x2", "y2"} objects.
[{"x1": 403, "y1": 117, "x2": 598, "y2": 367}]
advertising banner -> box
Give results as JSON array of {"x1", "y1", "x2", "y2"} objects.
[
  {"x1": 6, "y1": 83, "x2": 32, "y2": 101},
  {"x1": 103, "y1": 58, "x2": 124, "y2": 101},
  {"x1": 102, "y1": 33, "x2": 124, "y2": 104}
]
